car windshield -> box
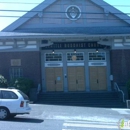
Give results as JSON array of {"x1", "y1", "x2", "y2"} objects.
[{"x1": 18, "y1": 90, "x2": 29, "y2": 100}]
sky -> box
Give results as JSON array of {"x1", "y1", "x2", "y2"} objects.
[{"x1": 0, "y1": 0, "x2": 130, "y2": 31}]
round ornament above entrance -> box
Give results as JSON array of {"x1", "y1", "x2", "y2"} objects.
[
  {"x1": 66, "y1": 5, "x2": 81, "y2": 20},
  {"x1": 72, "y1": 55, "x2": 77, "y2": 61}
]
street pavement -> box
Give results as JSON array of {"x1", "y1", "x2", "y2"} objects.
[{"x1": 0, "y1": 104, "x2": 130, "y2": 130}]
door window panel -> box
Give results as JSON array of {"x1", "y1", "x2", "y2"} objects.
[
  {"x1": 45, "y1": 53, "x2": 62, "y2": 62},
  {"x1": 89, "y1": 52, "x2": 106, "y2": 61},
  {"x1": 67, "y1": 52, "x2": 84, "y2": 61}
]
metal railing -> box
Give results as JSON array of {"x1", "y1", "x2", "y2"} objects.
[
  {"x1": 37, "y1": 83, "x2": 41, "y2": 94},
  {"x1": 114, "y1": 82, "x2": 125, "y2": 102}
]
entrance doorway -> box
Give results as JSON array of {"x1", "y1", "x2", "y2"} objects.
[
  {"x1": 89, "y1": 66, "x2": 107, "y2": 91},
  {"x1": 46, "y1": 67, "x2": 63, "y2": 92},
  {"x1": 67, "y1": 66, "x2": 85, "y2": 91}
]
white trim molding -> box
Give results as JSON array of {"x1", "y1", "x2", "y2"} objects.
[
  {"x1": 67, "y1": 63, "x2": 84, "y2": 66},
  {"x1": 45, "y1": 63, "x2": 63, "y2": 67},
  {"x1": 89, "y1": 62, "x2": 107, "y2": 66}
]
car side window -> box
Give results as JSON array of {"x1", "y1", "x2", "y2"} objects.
[{"x1": 1, "y1": 91, "x2": 18, "y2": 99}]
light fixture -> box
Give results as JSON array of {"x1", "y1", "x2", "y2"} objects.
[
  {"x1": 96, "y1": 49, "x2": 98, "y2": 53},
  {"x1": 52, "y1": 50, "x2": 55, "y2": 54},
  {"x1": 74, "y1": 49, "x2": 76, "y2": 53}
]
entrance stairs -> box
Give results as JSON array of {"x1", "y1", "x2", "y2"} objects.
[{"x1": 37, "y1": 92, "x2": 126, "y2": 108}]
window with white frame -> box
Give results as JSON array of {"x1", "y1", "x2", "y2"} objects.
[
  {"x1": 67, "y1": 52, "x2": 84, "y2": 61},
  {"x1": 89, "y1": 52, "x2": 106, "y2": 61},
  {"x1": 45, "y1": 53, "x2": 62, "y2": 62},
  {"x1": 10, "y1": 68, "x2": 23, "y2": 79}
]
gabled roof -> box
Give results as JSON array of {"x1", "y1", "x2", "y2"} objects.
[
  {"x1": 2, "y1": 0, "x2": 130, "y2": 32},
  {"x1": 2, "y1": 0, "x2": 57, "y2": 31},
  {"x1": 91, "y1": 0, "x2": 130, "y2": 24}
]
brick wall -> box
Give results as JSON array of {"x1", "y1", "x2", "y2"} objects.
[
  {"x1": 0, "y1": 51, "x2": 41, "y2": 87},
  {"x1": 110, "y1": 50, "x2": 130, "y2": 85}
]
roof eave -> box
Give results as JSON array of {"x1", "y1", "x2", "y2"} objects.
[
  {"x1": 0, "y1": 33, "x2": 130, "y2": 40},
  {"x1": 91, "y1": 0, "x2": 130, "y2": 25},
  {"x1": 2, "y1": 0, "x2": 58, "y2": 32}
]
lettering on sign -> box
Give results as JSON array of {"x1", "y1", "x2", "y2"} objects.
[
  {"x1": 11, "y1": 59, "x2": 21, "y2": 66},
  {"x1": 42, "y1": 42, "x2": 107, "y2": 50}
]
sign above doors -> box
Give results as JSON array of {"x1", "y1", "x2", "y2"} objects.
[{"x1": 42, "y1": 42, "x2": 108, "y2": 50}]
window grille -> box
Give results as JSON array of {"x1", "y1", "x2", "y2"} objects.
[
  {"x1": 10, "y1": 68, "x2": 23, "y2": 79},
  {"x1": 67, "y1": 52, "x2": 84, "y2": 61},
  {"x1": 89, "y1": 52, "x2": 106, "y2": 61},
  {"x1": 45, "y1": 53, "x2": 62, "y2": 62}
]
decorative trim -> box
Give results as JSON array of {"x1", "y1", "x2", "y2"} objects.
[
  {"x1": 45, "y1": 63, "x2": 63, "y2": 67},
  {"x1": 67, "y1": 63, "x2": 84, "y2": 66},
  {"x1": 65, "y1": 5, "x2": 81, "y2": 20},
  {"x1": 88, "y1": 62, "x2": 107, "y2": 66}
]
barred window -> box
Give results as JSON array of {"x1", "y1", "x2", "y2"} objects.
[
  {"x1": 45, "y1": 53, "x2": 62, "y2": 62},
  {"x1": 67, "y1": 52, "x2": 84, "y2": 61},
  {"x1": 10, "y1": 68, "x2": 23, "y2": 79},
  {"x1": 89, "y1": 52, "x2": 106, "y2": 61}
]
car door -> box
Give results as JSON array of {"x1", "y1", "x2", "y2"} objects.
[{"x1": 1, "y1": 90, "x2": 19, "y2": 113}]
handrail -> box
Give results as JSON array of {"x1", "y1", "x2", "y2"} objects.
[
  {"x1": 37, "y1": 83, "x2": 41, "y2": 94},
  {"x1": 114, "y1": 82, "x2": 125, "y2": 102}
]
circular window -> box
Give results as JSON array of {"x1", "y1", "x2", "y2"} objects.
[{"x1": 66, "y1": 5, "x2": 81, "y2": 20}]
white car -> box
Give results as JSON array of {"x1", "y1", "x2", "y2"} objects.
[{"x1": 0, "y1": 88, "x2": 31, "y2": 120}]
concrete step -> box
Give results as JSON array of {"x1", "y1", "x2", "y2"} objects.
[{"x1": 37, "y1": 92, "x2": 126, "y2": 108}]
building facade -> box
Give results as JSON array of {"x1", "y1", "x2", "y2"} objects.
[{"x1": 0, "y1": 0, "x2": 130, "y2": 93}]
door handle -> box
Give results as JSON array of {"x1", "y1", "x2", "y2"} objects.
[
  {"x1": 97, "y1": 79, "x2": 98, "y2": 83},
  {"x1": 76, "y1": 80, "x2": 78, "y2": 84}
]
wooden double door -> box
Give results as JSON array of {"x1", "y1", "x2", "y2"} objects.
[
  {"x1": 68, "y1": 67, "x2": 85, "y2": 91},
  {"x1": 89, "y1": 66, "x2": 107, "y2": 91},
  {"x1": 46, "y1": 67, "x2": 63, "y2": 92}
]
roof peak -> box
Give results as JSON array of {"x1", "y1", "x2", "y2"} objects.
[{"x1": 2, "y1": 0, "x2": 130, "y2": 32}]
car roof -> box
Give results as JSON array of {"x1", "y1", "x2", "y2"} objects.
[{"x1": 0, "y1": 88, "x2": 18, "y2": 91}]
